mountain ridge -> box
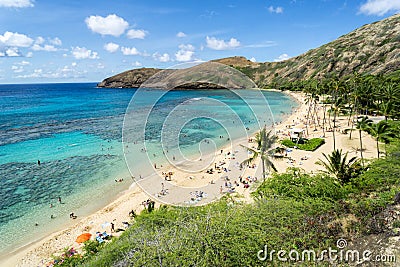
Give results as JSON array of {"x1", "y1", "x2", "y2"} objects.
[{"x1": 98, "y1": 13, "x2": 400, "y2": 88}]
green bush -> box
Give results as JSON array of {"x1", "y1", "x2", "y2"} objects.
[
  {"x1": 82, "y1": 199, "x2": 338, "y2": 267},
  {"x1": 253, "y1": 168, "x2": 348, "y2": 201},
  {"x1": 392, "y1": 220, "x2": 400, "y2": 228},
  {"x1": 350, "y1": 152, "x2": 400, "y2": 193},
  {"x1": 281, "y1": 139, "x2": 295, "y2": 147},
  {"x1": 52, "y1": 247, "x2": 83, "y2": 266},
  {"x1": 281, "y1": 138, "x2": 325, "y2": 151}
]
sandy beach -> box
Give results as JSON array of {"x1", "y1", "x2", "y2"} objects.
[{"x1": 2, "y1": 90, "x2": 379, "y2": 267}]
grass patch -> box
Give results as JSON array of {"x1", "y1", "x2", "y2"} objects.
[{"x1": 281, "y1": 138, "x2": 325, "y2": 151}]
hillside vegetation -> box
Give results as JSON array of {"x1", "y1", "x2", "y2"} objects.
[
  {"x1": 51, "y1": 136, "x2": 400, "y2": 266},
  {"x1": 234, "y1": 13, "x2": 399, "y2": 87}
]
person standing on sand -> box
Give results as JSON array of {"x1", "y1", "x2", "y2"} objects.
[{"x1": 111, "y1": 222, "x2": 115, "y2": 232}]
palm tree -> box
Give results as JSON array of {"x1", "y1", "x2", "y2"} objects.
[
  {"x1": 379, "y1": 82, "x2": 400, "y2": 104},
  {"x1": 316, "y1": 149, "x2": 360, "y2": 184},
  {"x1": 241, "y1": 127, "x2": 277, "y2": 180},
  {"x1": 347, "y1": 73, "x2": 363, "y2": 139},
  {"x1": 328, "y1": 78, "x2": 345, "y2": 150},
  {"x1": 311, "y1": 82, "x2": 321, "y2": 131},
  {"x1": 331, "y1": 96, "x2": 343, "y2": 150},
  {"x1": 304, "y1": 83, "x2": 314, "y2": 137},
  {"x1": 368, "y1": 121, "x2": 393, "y2": 158},
  {"x1": 356, "y1": 116, "x2": 372, "y2": 167},
  {"x1": 379, "y1": 101, "x2": 394, "y2": 121}
]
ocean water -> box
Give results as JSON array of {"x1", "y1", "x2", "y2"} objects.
[{"x1": 0, "y1": 83, "x2": 298, "y2": 257}]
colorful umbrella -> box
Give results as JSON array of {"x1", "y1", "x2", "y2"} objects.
[{"x1": 76, "y1": 233, "x2": 91, "y2": 243}]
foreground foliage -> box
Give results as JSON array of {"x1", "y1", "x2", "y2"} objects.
[
  {"x1": 82, "y1": 199, "x2": 338, "y2": 267},
  {"x1": 54, "y1": 131, "x2": 400, "y2": 267},
  {"x1": 316, "y1": 149, "x2": 362, "y2": 184},
  {"x1": 76, "y1": 146, "x2": 400, "y2": 266}
]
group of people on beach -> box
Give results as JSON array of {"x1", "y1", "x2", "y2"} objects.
[
  {"x1": 155, "y1": 182, "x2": 169, "y2": 198},
  {"x1": 35, "y1": 196, "x2": 76, "y2": 226}
]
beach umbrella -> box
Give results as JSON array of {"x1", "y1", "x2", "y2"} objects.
[{"x1": 76, "y1": 233, "x2": 91, "y2": 243}]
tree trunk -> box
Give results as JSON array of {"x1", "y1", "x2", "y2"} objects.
[
  {"x1": 376, "y1": 139, "x2": 380, "y2": 159},
  {"x1": 305, "y1": 100, "x2": 312, "y2": 136},
  {"x1": 349, "y1": 100, "x2": 357, "y2": 140},
  {"x1": 347, "y1": 106, "x2": 353, "y2": 126},
  {"x1": 349, "y1": 114, "x2": 354, "y2": 140},
  {"x1": 359, "y1": 129, "x2": 364, "y2": 167},
  {"x1": 315, "y1": 100, "x2": 320, "y2": 127},
  {"x1": 322, "y1": 105, "x2": 326, "y2": 138},
  {"x1": 262, "y1": 159, "x2": 266, "y2": 180},
  {"x1": 333, "y1": 110, "x2": 337, "y2": 150},
  {"x1": 313, "y1": 100, "x2": 318, "y2": 131}
]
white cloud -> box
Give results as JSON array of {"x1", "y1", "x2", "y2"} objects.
[
  {"x1": 205, "y1": 36, "x2": 240, "y2": 50},
  {"x1": 175, "y1": 44, "x2": 195, "y2": 62},
  {"x1": 0, "y1": 31, "x2": 33, "y2": 47},
  {"x1": 274, "y1": 53, "x2": 290, "y2": 62},
  {"x1": 133, "y1": 61, "x2": 142, "y2": 67},
  {"x1": 0, "y1": 0, "x2": 34, "y2": 8},
  {"x1": 85, "y1": 14, "x2": 129, "y2": 37},
  {"x1": 71, "y1": 46, "x2": 99, "y2": 59},
  {"x1": 0, "y1": 51, "x2": 4, "y2": 57},
  {"x1": 32, "y1": 44, "x2": 58, "y2": 51},
  {"x1": 26, "y1": 51, "x2": 33, "y2": 57},
  {"x1": 246, "y1": 41, "x2": 277, "y2": 48},
  {"x1": 11, "y1": 65, "x2": 24, "y2": 73},
  {"x1": 71, "y1": 62, "x2": 77, "y2": 67},
  {"x1": 249, "y1": 57, "x2": 256, "y2": 62},
  {"x1": 16, "y1": 67, "x2": 88, "y2": 79},
  {"x1": 268, "y1": 6, "x2": 284, "y2": 14},
  {"x1": 19, "y1": 60, "x2": 30, "y2": 65},
  {"x1": 121, "y1": 46, "x2": 140, "y2": 55},
  {"x1": 126, "y1": 29, "x2": 147, "y2": 39},
  {"x1": 31, "y1": 36, "x2": 61, "y2": 52},
  {"x1": 104, "y1": 42, "x2": 120, "y2": 53},
  {"x1": 49, "y1": 37, "x2": 62, "y2": 46},
  {"x1": 359, "y1": 0, "x2": 400, "y2": 16},
  {"x1": 35, "y1": 36, "x2": 45, "y2": 45},
  {"x1": 15, "y1": 68, "x2": 42, "y2": 78},
  {"x1": 153, "y1": 52, "x2": 171, "y2": 62},
  {"x1": 5, "y1": 47, "x2": 20, "y2": 56},
  {"x1": 176, "y1": 31, "x2": 186, "y2": 38},
  {"x1": 61, "y1": 65, "x2": 73, "y2": 72}
]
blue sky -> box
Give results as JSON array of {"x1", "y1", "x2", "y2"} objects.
[{"x1": 0, "y1": 0, "x2": 398, "y2": 83}]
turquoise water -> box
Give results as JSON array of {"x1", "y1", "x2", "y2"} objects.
[{"x1": 0, "y1": 83, "x2": 298, "y2": 257}]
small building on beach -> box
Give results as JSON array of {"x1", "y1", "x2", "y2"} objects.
[{"x1": 288, "y1": 128, "x2": 305, "y2": 143}]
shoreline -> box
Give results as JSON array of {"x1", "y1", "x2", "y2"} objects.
[{"x1": 1, "y1": 90, "x2": 308, "y2": 267}]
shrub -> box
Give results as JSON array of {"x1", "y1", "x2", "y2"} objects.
[
  {"x1": 281, "y1": 138, "x2": 325, "y2": 151},
  {"x1": 392, "y1": 220, "x2": 400, "y2": 228},
  {"x1": 82, "y1": 199, "x2": 338, "y2": 267},
  {"x1": 252, "y1": 168, "x2": 348, "y2": 201}
]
